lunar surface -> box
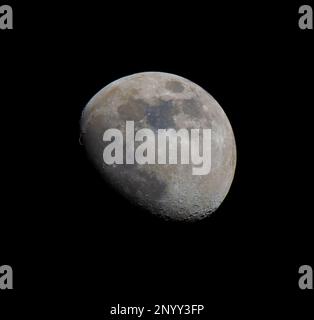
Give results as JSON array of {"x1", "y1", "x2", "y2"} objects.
[{"x1": 81, "y1": 72, "x2": 236, "y2": 222}]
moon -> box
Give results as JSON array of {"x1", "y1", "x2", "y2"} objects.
[{"x1": 80, "y1": 72, "x2": 236, "y2": 222}]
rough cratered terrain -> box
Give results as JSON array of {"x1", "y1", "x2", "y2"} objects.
[{"x1": 81, "y1": 72, "x2": 236, "y2": 222}]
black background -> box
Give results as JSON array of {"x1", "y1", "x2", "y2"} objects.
[{"x1": 0, "y1": 1, "x2": 313, "y2": 318}]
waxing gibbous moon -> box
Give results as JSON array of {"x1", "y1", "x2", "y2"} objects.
[{"x1": 80, "y1": 72, "x2": 236, "y2": 222}]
